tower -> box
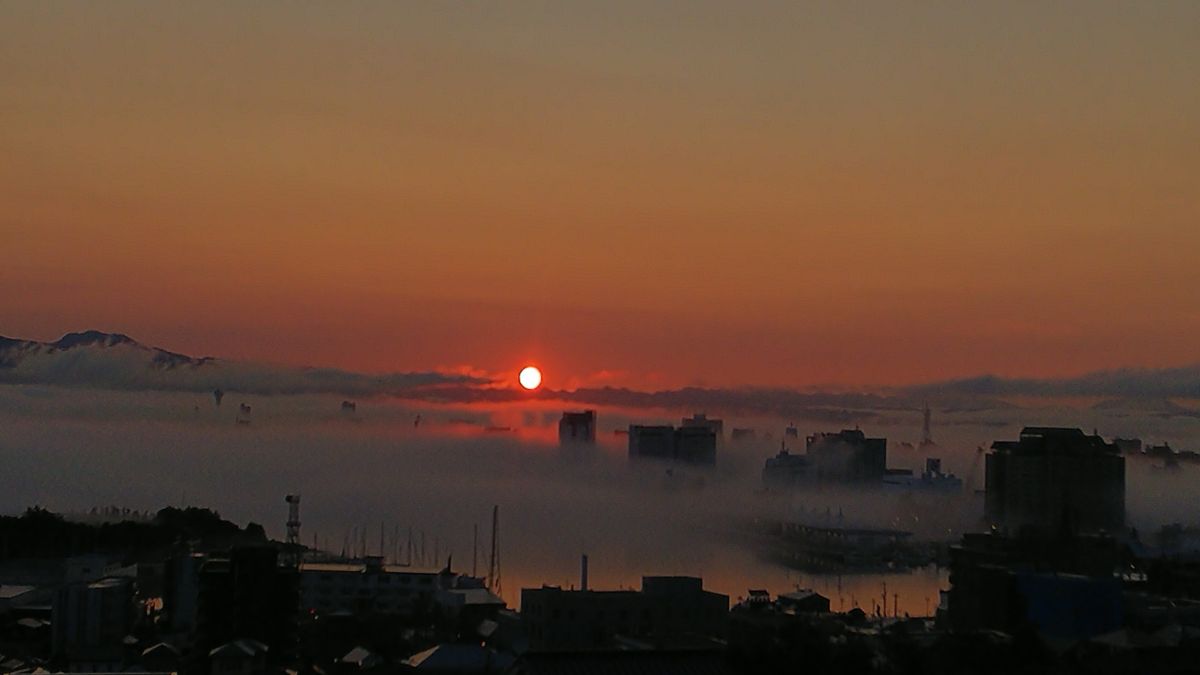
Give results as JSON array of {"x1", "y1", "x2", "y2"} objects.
[
  {"x1": 488, "y1": 505, "x2": 501, "y2": 595},
  {"x1": 921, "y1": 403, "x2": 934, "y2": 447},
  {"x1": 284, "y1": 495, "x2": 301, "y2": 567}
]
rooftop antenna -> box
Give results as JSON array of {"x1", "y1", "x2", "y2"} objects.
[
  {"x1": 472, "y1": 523, "x2": 479, "y2": 577},
  {"x1": 284, "y1": 494, "x2": 301, "y2": 567},
  {"x1": 488, "y1": 505, "x2": 501, "y2": 595}
]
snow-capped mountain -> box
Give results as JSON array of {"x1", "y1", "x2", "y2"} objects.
[{"x1": 0, "y1": 330, "x2": 477, "y2": 396}]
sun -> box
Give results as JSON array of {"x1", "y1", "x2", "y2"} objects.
[{"x1": 519, "y1": 366, "x2": 542, "y2": 390}]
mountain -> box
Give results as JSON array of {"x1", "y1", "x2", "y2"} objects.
[
  {"x1": 0, "y1": 330, "x2": 479, "y2": 397},
  {"x1": 1090, "y1": 397, "x2": 1200, "y2": 418},
  {"x1": 906, "y1": 366, "x2": 1200, "y2": 400},
  {"x1": 0, "y1": 330, "x2": 215, "y2": 370}
]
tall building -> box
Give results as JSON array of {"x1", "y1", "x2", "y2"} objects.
[
  {"x1": 52, "y1": 577, "x2": 136, "y2": 670},
  {"x1": 558, "y1": 410, "x2": 597, "y2": 445},
  {"x1": 195, "y1": 547, "x2": 299, "y2": 670},
  {"x1": 520, "y1": 576, "x2": 728, "y2": 651},
  {"x1": 984, "y1": 427, "x2": 1125, "y2": 535},
  {"x1": 681, "y1": 413, "x2": 723, "y2": 440},
  {"x1": 804, "y1": 429, "x2": 887, "y2": 483},
  {"x1": 762, "y1": 450, "x2": 810, "y2": 487},
  {"x1": 628, "y1": 425, "x2": 717, "y2": 465}
]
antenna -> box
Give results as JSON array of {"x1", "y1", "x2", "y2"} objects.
[
  {"x1": 284, "y1": 495, "x2": 301, "y2": 567},
  {"x1": 922, "y1": 403, "x2": 934, "y2": 446},
  {"x1": 488, "y1": 505, "x2": 501, "y2": 595}
]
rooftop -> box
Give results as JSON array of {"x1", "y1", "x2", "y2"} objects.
[{"x1": 300, "y1": 562, "x2": 444, "y2": 575}]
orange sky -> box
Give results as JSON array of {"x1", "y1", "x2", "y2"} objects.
[{"x1": 3, "y1": 2, "x2": 1198, "y2": 389}]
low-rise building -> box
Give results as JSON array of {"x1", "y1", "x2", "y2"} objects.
[
  {"x1": 520, "y1": 576, "x2": 728, "y2": 651},
  {"x1": 299, "y1": 556, "x2": 449, "y2": 617}
]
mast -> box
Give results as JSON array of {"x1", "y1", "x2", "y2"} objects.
[{"x1": 488, "y1": 505, "x2": 501, "y2": 594}]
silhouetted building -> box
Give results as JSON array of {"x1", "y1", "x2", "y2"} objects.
[
  {"x1": 51, "y1": 577, "x2": 136, "y2": 670},
  {"x1": 1113, "y1": 437, "x2": 1143, "y2": 454},
  {"x1": 681, "y1": 413, "x2": 723, "y2": 441},
  {"x1": 299, "y1": 557, "x2": 448, "y2": 617},
  {"x1": 762, "y1": 450, "x2": 810, "y2": 487},
  {"x1": 881, "y1": 457, "x2": 963, "y2": 493},
  {"x1": 520, "y1": 576, "x2": 728, "y2": 651},
  {"x1": 208, "y1": 639, "x2": 268, "y2": 675},
  {"x1": 675, "y1": 426, "x2": 717, "y2": 464},
  {"x1": 628, "y1": 425, "x2": 717, "y2": 465},
  {"x1": 777, "y1": 589, "x2": 831, "y2": 613},
  {"x1": 985, "y1": 427, "x2": 1125, "y2": 535},
  {"x1": 558, "y1": 410, "x2": 596, "y2": 445},
  {"x1": 195, "y1": 547, "x2": 298, "y2": 670},
  {"x1": 162, "y1": 552, "x2": 203, "y2": 634},
  {"x1": 730, "y1": 428, "x2": 756, "y2": 442},
  {"x1": 805, "y1": 429, "x2": 887, "y2": 483},
  {"x1": 946, "y1": 531, "x2": 1128, "y2": 639}
]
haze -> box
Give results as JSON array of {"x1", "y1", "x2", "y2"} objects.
[{"x1": 4, "y1": 2, "x2": 1199, "y2": 389}]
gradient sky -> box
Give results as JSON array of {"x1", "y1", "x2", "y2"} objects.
[{"x1": 3, "y1": 2, "x2": 1198, "y2": 389}]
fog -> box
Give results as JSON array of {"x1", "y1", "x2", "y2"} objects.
[{"x1": 2, "y1": 384, "x2": 1198, "y2": 614}]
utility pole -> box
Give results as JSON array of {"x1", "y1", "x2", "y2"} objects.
[{"x1": 488, "y1": 505, "x2": 501, "y2": 595}]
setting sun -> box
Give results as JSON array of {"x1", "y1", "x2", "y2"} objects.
[{"x1": 519, "y1": 366, "x2": 542, "y2": 390}]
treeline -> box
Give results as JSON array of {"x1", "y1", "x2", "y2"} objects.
[{"x1": 0, "y1": 506, "x2": 268, "y2": 560}]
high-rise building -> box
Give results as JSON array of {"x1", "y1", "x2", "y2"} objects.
[
  {"x1": 195, "y1": 547, "x2": 299, "y2": 670},
  {"x1": 558, "y1": 410, "x2": 597, "y2": 445},
  {"x1": 984, "y1": 427, "x2": 1125, "y2": 535},
  {"x1": 804, "y1": 429, "x2": 887, "y2": 483},
  {"x1": 681, "y1": 413, "x2": 723, "y2": 440},
  {"x1": 628, "y1": 424, "x2": 717, "y2": 465}
]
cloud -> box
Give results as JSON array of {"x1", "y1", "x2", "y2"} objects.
[
  {"x1": 5, "y1": 331, "x2": 1198, "y2": 421},
  {"x1": 906, "y1": 366, "x2": 1200, "y2": 400}
]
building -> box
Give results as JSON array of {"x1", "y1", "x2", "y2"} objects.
[
  {"x1": 675, "y1": 426, "x2": 717, "y2": 464},
  {"x1": 805, "y1": 429, "x2": 887, "y2": 483},
  {"x1": 881, "y1": 457, "x2": 963, "y2": 493},
  {"x1": 628, "y1": 425, "x2": 676, "y2": 460},
  {"x1": 162, "y1": 552, "x2": 203, "y2": 634},
  {"x1": 984, "y1": 427, "x2": 1125, "y2": 535},
  {"x1": 628, "y1": 425, "x2": 717, "y2": 465},
  {"x1": 51, "y1": 576, "x2": 136, "y2": 670},
  {"x1": 730, "y1": 428, "x2": 756, "y2": 442},
  {"x1": 520, "y1": 576, "x2": 728, "y2": 651},
  {"x1": 777, "y1": 589, "x2": 831, "y2": 613},
  {"x1": 558, "y1": 410, "x2": 596, "y2": 445},
  {"x1": 681, "y1": 414, "x2": 723, "y2": 441},
  {"x1": 762, "y1": 450, "x2": 810, "y2": 487},
  {"x1": 299, "y1": 556, "x2": 448, "y2": 617},
  {"x1": 195, "y1": 547, "x2": 299, "y2": 670},
  {"x1": 945, "y1": 531, "x2": 1127, "y2": 639}
]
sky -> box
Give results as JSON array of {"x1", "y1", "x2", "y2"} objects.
[{"x1": 3, "y1": 1, "x2": 1198, "y2": 389}]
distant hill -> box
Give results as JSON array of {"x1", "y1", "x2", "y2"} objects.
[
  {"x1": 1091, "y1": 397, "x2": 1200, "y2": 418},
  {"x1": 0, "y1": 330, "x2": 479, "y2": 397}
]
